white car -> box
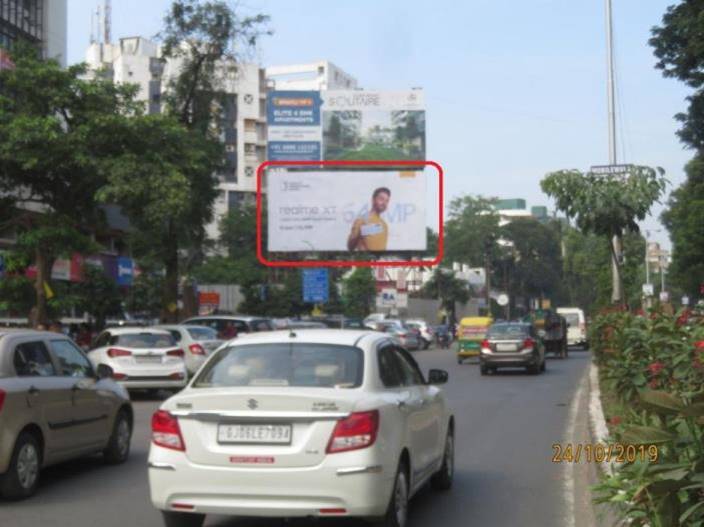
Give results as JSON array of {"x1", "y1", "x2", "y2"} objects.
[
  {"x1": 405, "y1": 319, "x2": 433, "y2": 349},
  {"x1": 148, "y1": 330, "x2": 454, "y2": 527},
  {"x1": 155, "y1": 325, "x2": 223, "y2": 376},
  {"x1": 88, "y1": 328, "x2": 188, "y2": 391}
]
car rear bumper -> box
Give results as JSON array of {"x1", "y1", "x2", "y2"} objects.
[
  {"x1": 480, "y1": 350, "x2": 540, "y2": 367},
  {"x1": 148, "y1": 448, "x2": 393, "y2": 518}
]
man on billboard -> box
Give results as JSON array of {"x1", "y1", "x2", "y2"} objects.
[{"x1": 347, "y1": 187, "x2": 391, "y2": 251}]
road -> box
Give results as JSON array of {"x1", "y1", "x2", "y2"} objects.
[{"x1": 0, "y1": 346, "x2": 599, "y2": 527}]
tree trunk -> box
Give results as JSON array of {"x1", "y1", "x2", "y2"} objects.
[
  {"x1": 161, "y1": 221, "x2": 180, "y2": 323},
  {"x1": 33, "y1": 247, "x2": 50, "y2": 328}
]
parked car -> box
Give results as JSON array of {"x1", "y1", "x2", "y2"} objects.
[
  {"x1": 314, "y1": 316, "x2": 366, "y2": 329},
  {"x1": 87, "y1": 328, "x2": 188, "y2": 392},
  {"x1": 363, "y1": 313, "x2": 387, "y2": 329},
  {"x1": 181, "y1": 316, "x2": 274, "y2": 340},
  {"x1": 404, "y1": 319, "x2": 433, "y2": 349},
  {"x1": 479, "y1": 322, "x2": 546, "y2": 375},
  {"x1": 374, "y1": 320, "x2": 421, "y2": 351},
  {"x1": 0, "y1": 330, "x2": 132, "y2": 499},
  {"x1": 557, "y1": 307, "x2": 588, "y2": 349},
  {"x1": 154, "y1": 325, "x2": 223, "y2": 376},
  {"x1": 148, "y1": 329, "x2": 454, "y2": 527}
]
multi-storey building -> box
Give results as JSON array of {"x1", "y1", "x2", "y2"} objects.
[
  {"x1": 266, "y1": 61, "x2": 358, "y2": 91},
  {"x1": 85, "y1": 37, "x2": 268, "y2": 241},
  {"x1": 0, "y1": 0, "x2": 67, "y2": 67}
]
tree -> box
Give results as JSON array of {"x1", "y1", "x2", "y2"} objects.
[
  {"x1": 650, "y1": 4, "x2": 704, "y2": 299},
  {"x1": 147, "y1": 0, "x2": 271, "y2": 319},
  {"x1": 661, "y1": 156, "x2": 704, "y2": 297},
  {"x1": 75, "y1": 266, "x2": 123, "y2": 330},
  {"x1": 499, "y1": 218, "x2": 565, "y2": 311},
  {"x1": 342, "y1": 268, "x2": 377, "y2": 317},
  {"x1": 0, "y1": 44, "x2": 142, "y2": 325},
  {"x1": 96, "y1": 115, "x2": 221, "y2": 321},
  {"x1": 541, "y1": 167, "x2": 666, "y2": 305},
  {"x1": 419, "y1": 268, "x2": 470, "y2": 319},
  {"x1": 444, "y1": 195, "x2": 501, "y2": 267}
]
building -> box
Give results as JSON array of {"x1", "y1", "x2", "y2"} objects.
[
  {"x1": 85, "y1": 37, "x2": 268, "y2": 241},
  {"x1": 646, "y1": 242, "x2": 670, "y2": 274},
  {"x1": 266, "y1": 61, "x2": 358, "y2": 91},
  {"x1": 0, "y1": 0, "x2": 67, "y2": 67},
  {"x1": 494, "y1": 198, "x2": 550, "y2": 226}
]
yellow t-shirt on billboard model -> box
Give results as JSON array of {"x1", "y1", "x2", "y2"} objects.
[{"x1": 349, "y1": 212, "x2": 389, "y2": 251}]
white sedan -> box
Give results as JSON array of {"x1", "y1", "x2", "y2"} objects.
[
  {"x1": 87, "y1": 327, "x2": 188, "y2": 391},
  {"x1": 154, "y1": 325, "x2": 223, "y2": 376},
  {"x1": 148, "y1": 330, "x2": 454, "y2": 527}
]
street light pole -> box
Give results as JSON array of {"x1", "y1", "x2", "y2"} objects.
[{"x1": 605, "y1": 0, "x2": 624, "y2": 304}]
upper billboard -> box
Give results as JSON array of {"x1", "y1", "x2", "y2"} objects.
[
  {"x1": 266, "y1": 90, "x2": 425, "y2": 162},
  {"x1": 267, "y1": 170, "x2": 427, "y2": 252}
]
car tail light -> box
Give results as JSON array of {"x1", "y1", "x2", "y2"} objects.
[
  {"x1": 169, "y1": 372, "x2": 185, "y2": 380},
  {"x1": 188, "y1": 344, "x2": 206, "y2": 356},
  {"x1": 480, "y1": 339, "x2": 490, "y2": 349},
  {"x1": 523, "y1": 338, "x2": 535, "y2": 349},
  {"x1": 152, "y1": 410, "x2": 185, "y2": 451},
  {"x1": 428, "y1": 327, "x2": 434, "y2": 335},
  {"x1": 107, "y1": 348, "x2": 132, "y2": 358},
  {"x1": 580, "y1": 323, "x2": 586, "y2": 335},
  {"x1": 0, "y1": 389, "x2": 5, "y2": 413},
  {"x1": 166, "y1": 349, "x2": 184, "y2": 358},
  {"x1": 326, "y1": 410, "x2": 379, "y2": 454},
  {"x1": 112, "y1": 373, "x2": 127, "y2": 380}
]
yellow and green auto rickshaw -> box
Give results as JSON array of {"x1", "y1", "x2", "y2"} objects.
[{"x1": 456, "y1": 316, "x2": 494, "y2": 364}]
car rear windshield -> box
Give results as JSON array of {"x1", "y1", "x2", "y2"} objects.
[
  {"x1": 187, "y1": 327, "x2": 218, "y2": 340},
  {"x1": 111, "y1": 333, "x2": 175, "y2": 348},
  {"x1": 193, "y1": 343, "x2": 364, "y2": 388},
  {"x1": 488, "y1": 324, "x2": 530, "y2": 339}
]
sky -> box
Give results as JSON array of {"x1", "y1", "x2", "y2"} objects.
[{"x1": 67, "y1": 0, "x2": 692, "y2": 249}]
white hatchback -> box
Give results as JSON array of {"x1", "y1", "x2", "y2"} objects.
[
  {"x1": 148, "y1": 330, "x2": 455, "y2": 527},
  {"x1": 87, "y1": 328, "x2": 188, "y2": 391}
]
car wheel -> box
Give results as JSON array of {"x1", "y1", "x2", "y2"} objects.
[
  {"x1": 527, "y1": 363, "x2": 540, "y2": 375},
  {"x1": 540, "y1": 360, "x2": 546, "y2": 372},
  {"x1": 423, "y1": 339, "x2": 430, "y2": 350},
  {"x1": 104, "y1": 409, "x2": 132, "y2": 464},
  {"x1": 161, "y1": 511, "x2": 205, "y2": 527},
  {"x1": 457, "y1": 358, "x2": 463, "y2": 365},
  {"x1": 431, "y1": 427, "x2": 454, "y2": 490},
  {"x1": 0, "y1": 431, "x2": 41, "y2": 500},
  {"x1": 480, "y1": 364, "x2": 488, "y2": 375},
  {"x1": 378, "y1": 460, "x2": 409, "y2": 527}
]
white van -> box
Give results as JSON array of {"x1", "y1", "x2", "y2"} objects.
[{"x1": 557, "y1": 307, "x2": 588, "y2": 349}]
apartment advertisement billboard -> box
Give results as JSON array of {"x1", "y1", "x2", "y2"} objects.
[
  {"x1": 267, "y1": 170, "x2": 426, "y2": 252},
  {"x1": 266, "y1": 91, "x2": 322, "y2": 161},
  {"x1": 266, "y1": 90, "x2": 425, "y2": 162}
]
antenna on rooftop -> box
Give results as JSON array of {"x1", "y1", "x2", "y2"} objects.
[{"x1": 104, "y1": 0, "x2": 112, "y2": 44}]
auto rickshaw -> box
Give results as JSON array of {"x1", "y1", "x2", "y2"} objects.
[{"x1": 456, "y1": 316, "x2": 494, "y2": 364}]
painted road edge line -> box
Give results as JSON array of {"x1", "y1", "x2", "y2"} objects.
[
  {"x1": 589, "y1": 361, "x2": 615, "y2": 476},
  {"x1": 564, "y1": 368, "x2": 588, "y2": 527}
]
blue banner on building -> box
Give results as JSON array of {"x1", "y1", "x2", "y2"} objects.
[
  {"x1": 267, "y1": 91, "x2": 322, "y2": 126},
  {"x1": 267, "y1": 141, "x2": 321, "y2": 161},
  {"x1": 302, "y1": 269, "x2": 329, "y2": 304},
  {"x1": 267, "y1": 91, "x2": 322, "y2": 162},
  {"x1": 117, "y1": 257, "x2": 134, "y2": 286}
]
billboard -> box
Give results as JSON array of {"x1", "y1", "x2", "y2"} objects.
[
  {"x1": 266, "y1": 91, "x2": 322, "y2": 161},
  {"x1": 267, "y1": 170, "x2": 426, "y2": 252},
  {"x1": 266, "y1": 90, "x2": 425, "y2": 162}
]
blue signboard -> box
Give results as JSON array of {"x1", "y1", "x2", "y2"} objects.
[
  {"x1": 302, "y1": 269, "x2": 329, "y2": 304},
  {"x1": 117, "y1": 257, "x2": 134, "y2": 286},
  {"x1": 267, "y1": 91, "x2": 322, "y2": 162},
  {"x1": 267, "y1": 91, "x2": 322, "y2": 126}
]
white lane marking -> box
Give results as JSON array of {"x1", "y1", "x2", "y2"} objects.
[
  {"x1": 563, "y1": 369, "x2": 588, "y2": 527},
  {"x1": 589, "y1": 362, "x2": 614, "y2": 475}
]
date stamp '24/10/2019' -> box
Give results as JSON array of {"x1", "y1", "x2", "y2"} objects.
[{"x1": 552, "y1": 443, "x2": 660, "y2": 463}]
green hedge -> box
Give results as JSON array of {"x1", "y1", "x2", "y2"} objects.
[{"x1": 591, "y1": 307, "x2": 704, "y2": 526}]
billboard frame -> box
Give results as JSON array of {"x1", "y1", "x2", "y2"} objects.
[{"x1": 256, "y1": 160, "x2": 444, "y2": 268}]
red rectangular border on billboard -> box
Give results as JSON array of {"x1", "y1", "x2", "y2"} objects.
[{"x1": 256, "y1": 160, "x2": 444, "y2": 268}]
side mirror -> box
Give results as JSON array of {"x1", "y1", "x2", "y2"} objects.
[
  {"x1": 428, "y1": 369, "x2": 449, "y2": 385},
  {"x1": 96, "y1": 363, "x2": 113, "y2": 380},
  {"x1": 538, "y1": 330, "x2": 546, "y2": 339}
]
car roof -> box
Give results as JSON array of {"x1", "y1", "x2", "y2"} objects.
[
  {"x1": 155, "y1": 324, "x2": 215, "y2": 331},
  {"x1": 102, "y1": 327, "x2": 172, "y2": 336},
  {"x1": 0, "y1": 329, "x2": 72, "y2": 339},
  {"x1": 220, "y1": 329, "x2": 381, "y2": 347},
  {"x1": 183, "y1": 315, "x2": 268, "y2": 322}
]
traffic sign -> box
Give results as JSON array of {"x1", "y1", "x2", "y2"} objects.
[
  {"x1": 590, "y1": 164, "x2": 634, "y2": 176},
  {"x1": 302, "y1": 269, "x2": 329, "y2": 304},
  {"x1": 682, "y1": 296, "x2": 690, "y2": 306},
  {"x1": 659, "y1": 291, "x2": 670, "y2": 303},
  {"x1": 497, "y1": 294, "x2": 509, "y2": 307},
  {"x1": 643, "y1": 283, "x2": 654, "y2": 297}
]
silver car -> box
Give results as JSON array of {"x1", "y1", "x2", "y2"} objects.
[{"x1": 0, "y1": 330, "x2": 132, "y2": 499}]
